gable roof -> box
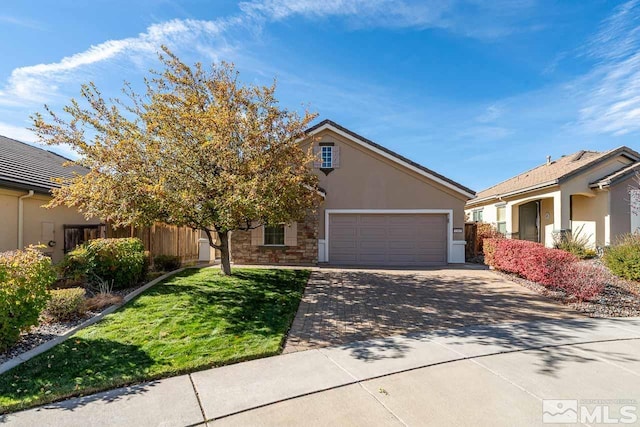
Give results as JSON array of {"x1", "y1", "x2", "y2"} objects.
[
  {"x1": 468, "y1": 146, "x2": 640, "y2": 206},
  {"x1": 590, "y1": 161, "x2": 640, "y2": 188},
  {"x1": 305, "y1": 119, "x2": 475, "y2": 198},
  {"x1": 0, "y1": 135, "x2": 87, "y2": 194}
]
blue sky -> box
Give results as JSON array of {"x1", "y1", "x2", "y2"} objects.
[{"x1": 1, "y1": 1, "x2": 640, "y2": 191}]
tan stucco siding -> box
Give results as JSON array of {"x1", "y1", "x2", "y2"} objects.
[
  {"x1": 610, "y1": 175, "x2": 637, "y2": 241},
  {"x1": 571, "y1": 191, "x2": 609, "y2": 247},
  {"x1": 0, "y1": 187, "x2": 100, "y2": 262},
  {"x1": 308, "y1": 129, "x2": 468, "y2": 240}
]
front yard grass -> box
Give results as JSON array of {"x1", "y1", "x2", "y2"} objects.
[{"x1": 0, "y1": 267, "x2": 309, "y2": 413}]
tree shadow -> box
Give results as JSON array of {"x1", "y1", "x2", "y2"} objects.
[
  {"x1": 0, "y1": 338, "x2": 155, "y2": 417},
  {"x1": 287, "y1": 269, "x2": 640, "y2": 374}
]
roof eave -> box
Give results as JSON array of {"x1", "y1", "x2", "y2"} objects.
[{"x1": 466, "y1": 180, "x2": 559, "y2": 207}]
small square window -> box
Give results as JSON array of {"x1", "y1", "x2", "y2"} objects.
[
  {"x1": 473, "y1": 210, "x2": 483, "y2": 222},
  {"x1": 321, "y1": 146, "x2": 333, "y2": 168},
  {"x1": 264, "y1": 224, "x2": 285, "y2": 245}
]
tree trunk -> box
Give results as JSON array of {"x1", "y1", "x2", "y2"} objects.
[{"x1": 218, "y1": 230, "x2": 232, "y2": 275}]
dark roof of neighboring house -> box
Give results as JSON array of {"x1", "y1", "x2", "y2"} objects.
[
  {"x1": 468, "y1": 146, "x2": 640, "y2": 206},
  {"x1": 0, "y1": 135, "x2": 86, "y2": 193},
  {"x1": 306, "y1": 119, "x2": 475, "y2": 196}
]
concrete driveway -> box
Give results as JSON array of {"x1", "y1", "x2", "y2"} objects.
[{"x1": 285, "y1": 266, "x2": 580, "y2": 352}]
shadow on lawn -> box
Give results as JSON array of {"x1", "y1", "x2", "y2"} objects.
[{"x1": 0, "y1": 338, "x2": 155, "y2": 417}]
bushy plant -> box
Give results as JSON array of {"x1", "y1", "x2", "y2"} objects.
[
  {"x1": 45, "y1": 288, "x2": 87, "y2": 321},
  {"x1": 153, "y1": 255, "x2": 181, "y2": 272},
  {"x1": 550, "y1": 263, "x2": 608, "y2": 302},
  {"x1": 476, "y1": 223, "x2": 504, "y2": 253},
  {"x1": 0, "y1": 246, "x2": 56, "y2": 350},
  {"x1": 553, "y1": 226, "x2": 596, "y2": 259},
  {"x1": 603, "y1": 234, "x2": 640, "y2": 281},
  {"x1": 484, "y1": 238, "x2": 577, "y2": 286},
  {"x1": 59, "y1": 238, "x2": 147, "y2": 289}
]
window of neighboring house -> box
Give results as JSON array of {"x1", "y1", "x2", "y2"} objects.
[
  {"x1": 321, "y1": 146, "x2": 333, "y2": 168},
  {"x1": 496, "y1": 206, "x2": 506, "y2": 234},
  {"x1": 264, "y1": 224, "x2": 285, "y2": 246},
  {"x1": 472, "y1": 209, "x2": 483, "y2": 222}
]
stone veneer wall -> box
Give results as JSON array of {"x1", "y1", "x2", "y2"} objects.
[{"x1": 230, "y1": 213, "x2": 318, "y2": 265}]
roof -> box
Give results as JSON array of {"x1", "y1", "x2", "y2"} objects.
[
  {"x1": 590, "y1": 162, "x2": 640, "y2": 188},
  {"x1": 305, "y1": 119, "x2": 475, "y2": 198},
  {"x1": 468, "y1": 146, "x2": 640, "y2": 206},
  {"x1": 0, "y1": 135, "x2": 87, "y2": 193}
]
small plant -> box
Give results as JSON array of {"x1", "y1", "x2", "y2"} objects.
[
  {"x1": 84, "y1": 293, "x2": 123, "y2": 312},
  {"x1": 553, "y1": 225, "x2": 596, "y2": 259},
  {"x1": 476, "y1": 222, "x2": 504, "y2": 254},
  {"x1": 603, "y1": 233, "x2": 640, "y2": 281},
  {"x1": 45, "y1": 288, "x2": 87, "y2": 321},
  {"x1": 153, "y1": 255, "x2": 182, "y2": 272},
  {"x1": 0, "y1": 246, "x2": 56, "y2": 350}
]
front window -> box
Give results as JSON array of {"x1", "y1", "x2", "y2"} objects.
[
  {"x1": 321, "y1": 146, "x2": 333, "y2": 168},
  {"x1": 264, "y1": 224, "x2": 285, "y2": 245},
  {"x1": 472, "y1": 209, "x2": 483, "y2": 222},
  {"x1": 496, "y1": 206, "x2": 506, "y2": 234}
]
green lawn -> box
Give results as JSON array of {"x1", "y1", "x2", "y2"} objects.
[{"x1": 0, "y1": 267, "x2": 309, "y2": 413}]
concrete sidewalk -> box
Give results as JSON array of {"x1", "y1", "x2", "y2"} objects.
[{"x1": 3, "y1": 317, "x2": 640, "y2": 426}]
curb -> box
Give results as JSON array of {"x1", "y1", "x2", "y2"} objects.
[{"x1": 0, "y1": 267, "x2": 192, "y2": 375}]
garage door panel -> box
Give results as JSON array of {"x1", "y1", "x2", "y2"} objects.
[{"x1": 329, "y1": 213, "x2": 448, "y2": 266}]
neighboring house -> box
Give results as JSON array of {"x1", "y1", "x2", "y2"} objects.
[
  {"x1": 231, "y1": 120, "x2": 475, "y2": 266},
  {"x1": 0, "y1": 135, "x2": 102, "y2": 262},
  {"x1": 465, "y1": 147, "x2": 640, "y2": 249}
]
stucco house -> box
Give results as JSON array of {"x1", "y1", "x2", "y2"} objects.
[
  {"x1": 0, "y1": 135, "x2": 102, "y2": 262},
  {"x1": 465, "y1": 146, "x2": 640, "y2": 249},
  {"x1": 230, "y1": 120, "x2": 475, "y2": 267}
]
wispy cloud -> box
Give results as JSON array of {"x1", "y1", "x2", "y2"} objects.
[
  {"x1": 0, "y1": 18, "x2": 231, "y2": 105},
  {"x1": 575, "y1": 0, "x2": 640, "y2": 136},
  {"x1": 0, "y1": 15, "x2": 43, "y2": 30}
]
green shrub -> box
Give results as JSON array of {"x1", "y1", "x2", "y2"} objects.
[
  {"x1": 603, "y1": 234, "x2": 640, "y2": 281},
  {"x1": 153, "y1": 255, "x2": 182, "y2": 272},
  {"x1": 45, "y1": 288, "x2": 87, "y2": 321},
  {"x1": 0, "y1": 246, "x2": 56, "y2": 351},
  {"x1": 553, "y1": 225, "x2": 597, "y2": 259},
  {"x1": 59, "y1": 238, "x2": 147, "y2": 289}
]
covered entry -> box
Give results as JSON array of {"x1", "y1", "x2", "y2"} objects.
[{"x1": 327, "y1": 212, "x2": 448, "y2": 266}]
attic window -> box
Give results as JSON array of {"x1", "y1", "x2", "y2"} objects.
[{"x1": 321, "y1": 146, "x2": 333, "y2": 168}]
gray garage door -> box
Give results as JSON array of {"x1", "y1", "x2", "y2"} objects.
[{"x1": 328, "y1": 213, "x2": 448, "y2": 266}]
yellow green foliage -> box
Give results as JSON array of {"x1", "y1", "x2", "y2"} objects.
[{"x1": 0, "y1": 247, "x2": 56, "y2": 350}]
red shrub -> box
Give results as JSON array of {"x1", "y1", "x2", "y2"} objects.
[
  {"x1": 550, "y1": 262, "x2": 608, "y2": 302},
  {"x1": 484, "y1": 239, "x2": 577, "y2": 286}
]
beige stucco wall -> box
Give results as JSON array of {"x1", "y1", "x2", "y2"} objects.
[
  {"x1": 0, "y1": 187, "x2": 101, "y2": 263},
  {"x1": 610, "y1": 174, "x2": 637, "y2": 242},
  {"x1": 571, "y1": 191, "x2": 609, "y2": 247},
  {"x1": 307, "y1": 129, "x2": 470, "y2": 241}
]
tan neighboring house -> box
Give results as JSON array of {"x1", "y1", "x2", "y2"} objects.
[
  {"x1": 0, "y1": 135, "x2": 102, "y2": 262},
  {"x1": 465, "y1": 146, "x2": 640, "y2": 249},
  {"x1": 231, "y1": 120, "x2": 475, "y2": 266}
]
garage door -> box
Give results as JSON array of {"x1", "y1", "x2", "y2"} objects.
[{"x1": 328, "y1": 213, "x2": 447, "y2": 266}]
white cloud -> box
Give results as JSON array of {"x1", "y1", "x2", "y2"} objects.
[
  {"x1": 0, "y1": 19, "x2": 229, "y2": 105},
  {"x1": 0, "y1": 121, "x2": 37, "y2": 143},
  {"x1": 576, "y1": 0, "x2": 640, "y2": 136}
]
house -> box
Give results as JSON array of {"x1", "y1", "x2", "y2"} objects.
[
  {"x1": 230, "y1": 120, "x2": 475, "y2": 266},
  {"x1": 465, "y1": 146, "x2": 640, "y2": 248},
  {"x1": 0, "y1": 135, "x2": 102, "y2": 262}
]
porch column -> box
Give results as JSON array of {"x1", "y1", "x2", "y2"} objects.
[
  {"x1": 505, "y1": 201, "x2": 514, "y2": 238},
  {"x1": 552, "y1": 191, "x2": 571, "y2": 233}
]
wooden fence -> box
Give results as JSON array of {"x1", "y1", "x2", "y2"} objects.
[
  {"x1": 106, "y1": 223, "x2": 201, "y2": 264},
  {"x1": 464, "y1": 222, "x2": 480, "y2": 260}
]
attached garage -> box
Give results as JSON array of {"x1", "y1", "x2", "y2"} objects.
[{"x1": 327, "y1": 211, "x2": 449, "y2": 266}]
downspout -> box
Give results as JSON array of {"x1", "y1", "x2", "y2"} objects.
[{"x1": 18, "y1": 190, "x2": 34, "y2": 249}]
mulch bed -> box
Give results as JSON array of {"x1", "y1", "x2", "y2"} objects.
[
  {"x1": 0, "y1": 281, "x2": 148, "y2": 366},
  {"x1": 494, "y1": 258, "x2": 640, "y2": 318}
]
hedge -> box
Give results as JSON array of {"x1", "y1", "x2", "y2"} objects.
[
  {"x1": 45, "y1": 288, "x2": 87, "y2": 321},
  {"x1": 59, "y1": 238, "x2": 147, "y2": 289},
  {"x1": 0, "y1": 247, "x2": 56, "y2": 350}
]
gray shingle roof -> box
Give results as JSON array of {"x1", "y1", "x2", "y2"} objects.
[{"x1": 0, "y1": 135, "x2": 87, "y2": 193}]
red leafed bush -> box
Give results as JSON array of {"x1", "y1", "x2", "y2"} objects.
[
  {"x1": 484, "y1": 238, "x2": 577, "y2": 286},
  {"x1": 550, "y1": 263, "x2": 608, "y2": 302}
]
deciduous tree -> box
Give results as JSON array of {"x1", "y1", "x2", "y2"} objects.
[{"x1": 32, "y1": 47, "x2": 320, "y2": 275}]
